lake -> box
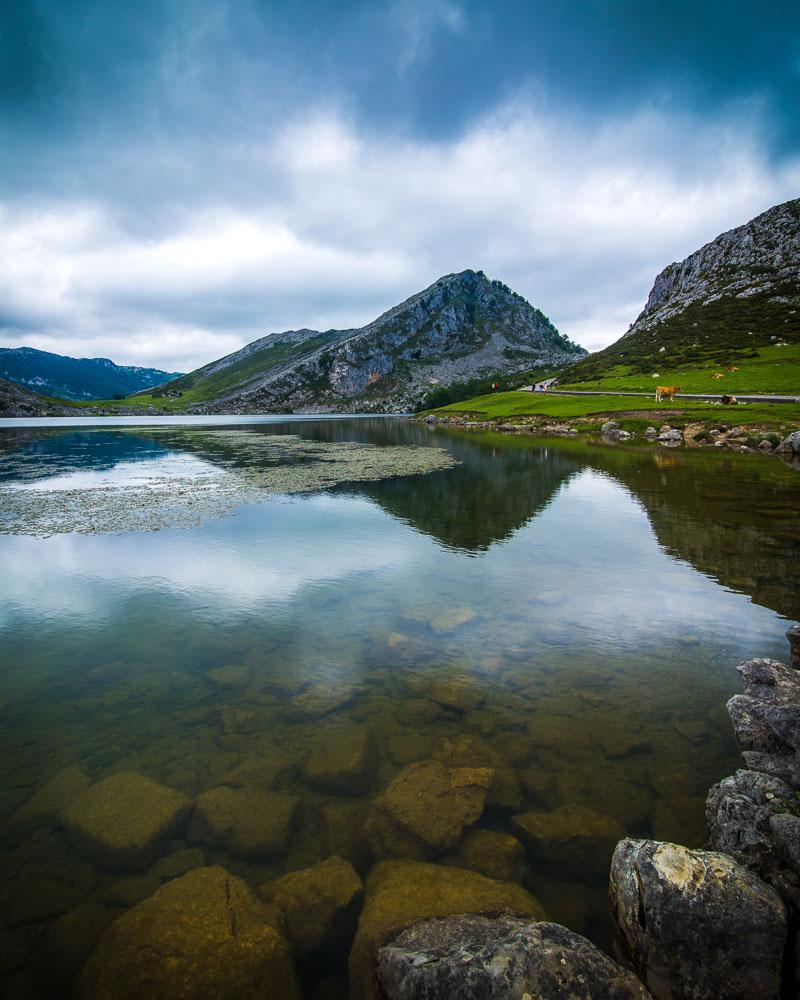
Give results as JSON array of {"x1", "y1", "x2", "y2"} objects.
[{"x1": 1, "y1": 415, "x2": 798, "y2": 996}]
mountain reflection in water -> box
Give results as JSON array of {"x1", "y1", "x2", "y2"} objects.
[{"x1": 0, "y1": 416, "x2": 797, "y2": 995}]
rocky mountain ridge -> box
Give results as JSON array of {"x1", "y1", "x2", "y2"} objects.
[
  {"x1": 625, "y1": 197, "x2": 800, "y2": 340},
  {"x1": 165, "y1": 270, "x2": 584, "y2": 413}
]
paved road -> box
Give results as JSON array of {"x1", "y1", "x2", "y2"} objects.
[{"x1": 520, "y1": 388, "x2": 800, "y2": 404}]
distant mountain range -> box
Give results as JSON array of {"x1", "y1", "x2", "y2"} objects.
[
  {"x1": 568, "y1": 197, "x2": 800, "y2": 380},
  {"x1": 0, "y1": 347, "x2": 182, "y2": 401},
  {"x1": 146, "y1": 269, "x2": 585, "y2": 413}
]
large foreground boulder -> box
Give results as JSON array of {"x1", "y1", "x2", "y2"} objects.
[
  {"x1": 377, "y1": 915, "x2": 650, "y2": 999},
  {"x1": 75, "y1": 866, "x2": 300, "y2": 999},
  {"x1": 260, "y1": 855, "x2": 364, "y2": 960},
  {"x1": 610, "y1": 839, "x2": 786, "y2": 1000},
  {"x1": 349, "y1": 859, "x2": 545, "y2": 1000},
  {"x1": 363, "y1": 761, "x2": 493, "y2": 859},
  {"x1": 188, "y1": 785, "x2": 298, "y2": 859},
  {"x1": 59, "y1": 771, "x2": 191, "y2": 871}
]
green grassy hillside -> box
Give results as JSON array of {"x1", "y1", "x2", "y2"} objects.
[
  {"x1": 144, "y1": 331, "x2": 343, "y2": 407},
  {"x1": 563, "y1": 288, "x2": 800, "y2": 387}
]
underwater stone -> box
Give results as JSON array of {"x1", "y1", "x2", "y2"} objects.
[
  {"x1": 363, "y1": 761, "x2": 493, "y2": 860},
  {"x1": 260, "y1": 855, "x2": 364, "y2": 959},
  {"x1": 512, "y1": 803, "x2": 625, "y2": 878},
  {"x1": 221, "y1": 753, "x2": 300, "y2": 791},
  {"x1": 35, "y1": 903, "x2": 116, "y2": 991},
  {"x1": 425, "y1": 676, "x2": 485, "y2": 713},
  {"x1": 75, "y1": 866, "x2": 300, "y2": 1000},
  {"x1": 322, "y1": 800, "x2": 370, "y2": 867},
  {"x1": 304, "y1": 726, "x2": 376, "y2": 796},
  {"x1": 149, "y1": 846, "x2": 205, "y2": 880},
  {"x1": 206, "y1": 663, "x2": 250, "y2": 687},
  {"x1": 444, "y1": 828, "x2": 527, "y2": 884},
  {"x1": 429, "y1": 607, "x2": 476, "y2": 632},
  {"x1": 187, "y1": 785, "x2": 299, "y2": 860},
  {"x1": 610, "y1": 839, "x2": 786, "y2": 1000},
  {"x1": 348, "y1": 859, "x2": 545, "y2": 1000},
  {"x1": 376, "y1": 915, "x2": 651, "y2": 1000},
  {"x1": 11, "y1": 765, "x2": 91, "y2": 827},
  {"x1": 284, "y1": 681, "x2": 355, "y2": 721},
  {"x1": 59, "y1": 772, "x2": 191, "y2": 871}
]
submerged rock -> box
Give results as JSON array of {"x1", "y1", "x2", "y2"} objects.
[
  {"x1": 260, "y1": 855, "x2": 364, "y2": 959},
  {"x1": 35, "y1": 902, "x2": 116, "y2": 992},
  {"x1": 363, "y1": 761, "x2": 493, "y2": 859},
  {"x1": 188, "y1": 786, "x2": 299, "y2": 860},
  {"x1": 376, "y1": 915, "x2": 651, "y2": 1000},
  {"x1": 348, "y1": 859, "x2": 545, "y2": 1000},
  {"x1": 443, "y1": 828, "x2": 527, "y2": 883},
  {"x1": 304, "y1": 726, "x2": 376, "y2": 796},
  {"x1": 75, "y1": 866, "x2": 300, "y2": 1000},
  {"x1": 610, "y1": 839, "x2": 786, "y2": 1000},
  {"x1": 285, "y1": 681, "x2": 355, "y2": 721},
  {"x1": 11, "y1": 765, "x2": 90, "y2": 827},
  {"x1": 59, "y1": 772, "x2": 191, "y2": 871},
  {"x1": 512, "y1": 803, "x2": 625, "y2": 877}
]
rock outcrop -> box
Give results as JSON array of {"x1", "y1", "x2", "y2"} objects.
[
  {"x1": 75, "y1": 866, "x2": 300, "y2": 999},
  {"x1": 160, "y1": 270, "x2": 584, "y2": 414},
  {"x1": 610, "y1": 839, "x2": 785, "y2": 1000},
  {"x1": 376, "y1": 915, "x2": 651, "y2": 1000}
]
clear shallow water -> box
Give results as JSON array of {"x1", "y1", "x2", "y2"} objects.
[{"x1": 1, "y1": 416, "x2": 798, "y2": 996}]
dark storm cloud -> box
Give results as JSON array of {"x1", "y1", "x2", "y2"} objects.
[{"x1": 0, "y1": 1, "x2": 798, "y2": 369}]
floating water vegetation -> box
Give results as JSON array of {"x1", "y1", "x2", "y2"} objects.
[{"x1": 0, "y1": 430, "x2": 458, "y2": 536}]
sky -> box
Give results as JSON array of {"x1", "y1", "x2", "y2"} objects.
[{"x1": 1, "y1": 0, "x2": 798, "y2": 372}]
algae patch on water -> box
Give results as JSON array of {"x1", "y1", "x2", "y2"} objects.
[{"x1": 0, "y1": 431, "x2": 457, "y2": 536}]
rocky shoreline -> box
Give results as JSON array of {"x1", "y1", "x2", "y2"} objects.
[{"x1": 423, "y1": 412, "x2": 800, "y2": 468}]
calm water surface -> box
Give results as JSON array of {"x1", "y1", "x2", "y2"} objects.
[{"x1": 1, "y1": 416, "x2": 798, "y2": 996}]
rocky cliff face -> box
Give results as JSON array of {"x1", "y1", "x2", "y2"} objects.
[
  {"x1": 625, "y1": 197, "x2": 800, "y2": 340},
  {"x1": 567, "y1": 197, "x2": 800, "y2": 381},
  {"x1": 190, "y1": 270, "x2": 584, "y2": 413}
]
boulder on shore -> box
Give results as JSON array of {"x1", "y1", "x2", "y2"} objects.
[
  {"x1": 610, "y1": 838, "x2": 786, "y2": 1000},
  {"x1": 59, "y1": 771, "x2": 191, "y2": 871},
  {"x1": 260, "y1": 855, "x2": 364, "y2": 960},
  {"x1": 376, "y1": 915, "x2": 651, "y2": 1000},
  {"x1": 348, "y1": 859, "x2": 544, "y2": 1000},
  {"x1": 75, "y1": 866, "x2": 300, "y2": 1000},
  {"x1": 363, "y1": 760, "x2": 493, "y2": 859}
]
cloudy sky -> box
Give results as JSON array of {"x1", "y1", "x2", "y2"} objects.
[{"x1": 1, "y1": 0, "x2": 798, "y2": 372}]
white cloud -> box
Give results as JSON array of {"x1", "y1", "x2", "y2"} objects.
[{"x1": 1, "y1": 98, "x2": 798, "y2": 369}]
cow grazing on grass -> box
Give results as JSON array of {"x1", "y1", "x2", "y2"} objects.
[{"x1": 655, "y1": 385, "x2": 680, "y2": 402}]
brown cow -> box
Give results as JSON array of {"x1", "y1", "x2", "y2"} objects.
[
  {"x1": 720, "y1": 394, "x2": 738, "y2": 405},
  {"x1": 655, "y1": 385, "x2": 680, "y2": 401}
]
